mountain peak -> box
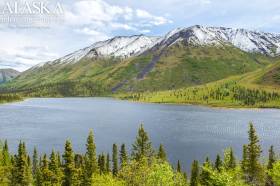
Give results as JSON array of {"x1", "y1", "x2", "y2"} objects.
[{"x1": 33, "y1": 25, "x2": 280, "y2": 69}]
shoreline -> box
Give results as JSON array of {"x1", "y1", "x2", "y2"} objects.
[{"x1": 4, "y1": 96, "x2": 279, "y2": 110}]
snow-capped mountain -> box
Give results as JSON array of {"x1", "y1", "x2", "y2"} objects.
[
  {"x1": 154, "y1": 25, "x2": 280, "y2": 55},
  {"x1": 35, "y1": 25, "x2": 280, "y2": 69},
  {"x1": 35, "y1": 35, "x2": 160, "y2": 68}
]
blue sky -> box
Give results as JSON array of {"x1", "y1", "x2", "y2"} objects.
[{"x1": 0, "y1": 0, "x2": 280, "y2": 71}]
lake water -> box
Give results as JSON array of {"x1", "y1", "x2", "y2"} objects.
[{"x1": 0, "y1": 97, "x2": 280, "y2": 171}]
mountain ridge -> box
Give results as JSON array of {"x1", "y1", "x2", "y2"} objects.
[
  {"x1": 2, "y1": 25, "x2": 280, "y2": 97},
  {"x1": 0, "y1": 69, "x2": 20, "y2": 84},
  {"x1": 32, "y1": 25, "x2": 280, "y2": 71}
]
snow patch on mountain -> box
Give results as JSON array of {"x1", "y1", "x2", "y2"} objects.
[
  {"x1": 33, "y1": 25, "x2": 280, "y2": 69},
  {"x1": 60, "y1": 35, "x2": 160, "y2": 64},
  {"x1": 155, "y1": 25, "x2": 280, "y2": 56}
]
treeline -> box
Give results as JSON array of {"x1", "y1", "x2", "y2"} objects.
[
  {"x1": 123, "y1": 81, "x2": 280, "y2": 107},
  {"x1": 0, "y1": 93, "x2": 22, "y2": 103},
  {"x1": 0, "y1": 80, "x2": 111, "y2": 97},
  {"x1": 0, "y1": 123, "x2": 279, "y2": 185}
]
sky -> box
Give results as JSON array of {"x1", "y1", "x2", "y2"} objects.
[{"x1": 0, "y1": 0, "x2": 280, "y2": 71}]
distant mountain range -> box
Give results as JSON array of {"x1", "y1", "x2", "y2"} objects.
[
  {"x1": 2, "y1": 25, "x2": 280, "y2": 96},
  {"x1": 0, "y1": 69, "x2": 20, "y2": 84}
]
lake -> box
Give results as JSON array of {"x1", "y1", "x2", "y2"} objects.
[{"x1": 0, "y1": 97, "x2": 280, "y2": 171}]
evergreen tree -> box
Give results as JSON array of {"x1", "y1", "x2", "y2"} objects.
[
  {"x1": 131, "y1": 124, "x2": 153, "y2": 161},
  {"x1": 246, "y1": 123, "x2": 262, "y2": 184},
  {"x1": 215, "y1": 154, "x2": 222, "y2": 172},
  {"x1": 41, "y1": 154, "x2": 52, "y2": 185},
  {"x1": 106, "y1": 153, "x2": 110, "y2": 173},
  {"x1": 98, "y1": 154, "x2": 106, "y2": 174},
  {"x1": 112, "y1": 144, "x2": 118, "y2": 176},
  {"x1": 11, "y1": 141, "x2": 33, "y2": 186},
  {"x1": 177, "y1": 160, "x2": 181, "y2": 173},
  {"x1": 32, "y1": 147, "x2": 42, "y2": 186},
  {"x1": 32, "y1": 147, "x2": 39, "y2": 176},
  {"x1": 190, "y1": 160, "x2": 199, "y2": 186},
  {"x1": 62, "y1": 140, "x2": 76, "y2": 186},
  {"x1": 49, "y1": 149, "x2": 62, "y2": 185},
  {"x1": 266, "y1": 145, "x2": 276, "y2": 186},
  {"x1": 119, "y1": 144, "x2": 128, "y2": 168},
  {"x1": 83, "y1": 130, "x2": 98, "y2": 185},
  {"x1": 2, "y1": 140, "x2": 10, "y2": 166},
  {"x1": 241, "y1": 144, "x2": 248, "y2": 173},
  {"x1": 200, "y1": 157, "x2": 212, "y2": 186},
  {"x1": 157, "y1": 144, "x2": 167, "y2": 161},
  {"x1": 223, "y1": 147, "x2": 236, "y2": 170}
]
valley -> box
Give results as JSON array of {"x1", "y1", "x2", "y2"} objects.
[{"x1": 1, "y1": 25, "x2": 280, "y2": 108}]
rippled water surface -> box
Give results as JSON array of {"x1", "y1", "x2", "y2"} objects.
[{"x1": 1, "y1": 98, "x2": 280, "y2": 170}]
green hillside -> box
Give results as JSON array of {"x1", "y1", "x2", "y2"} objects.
[
  {"x1": 1, "y1": 44, "x2": 275, "y2": 97},
  {"x1": 117, "y1": 60, "x2": 280, "y2": 108}
]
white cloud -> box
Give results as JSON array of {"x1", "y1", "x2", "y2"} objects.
[
  {"x1": 64, "y1": 0, "x2": 172, "y2": 32},
  {"x1": 136, "y1": 9, "x2": 172, "y2": 25},
  {"x1": 0, "y1": 30, "x2": 59, "y2": 71}
]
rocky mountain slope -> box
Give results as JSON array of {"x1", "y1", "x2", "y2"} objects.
[
  {"x1": 2, "y1": 25, "x2": 280, "y2": 96},
  {"x1": 0, "y1": 69, "x2": 20, "y2": 84}
]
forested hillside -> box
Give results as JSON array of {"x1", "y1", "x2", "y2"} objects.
[
  {"x1": 1, "y1": 45, "x2": 274, "y2": 97},
  {"x1": 118, "y1": 60, "x2": 280, "y2": 108}
]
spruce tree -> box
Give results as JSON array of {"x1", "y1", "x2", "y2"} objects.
[
  {"x1": 63, "y1": 140, "x2": 76, "y2": 186},
  {"x1": 223, "y1": 147, "x2": 236, "y2": 170},
  {"x1": 241, "y1": 144, "x2": 248, "y2": 173},
  {"x1": 32, "y1": 147, "x2": 39, "y2": 176},
  {"x1": 265, "y1": 145, "x2": 276, "y2": 186},
  {"x1": 98, "y1": 154, "x2": 106, "y2": 174},
  {"x1": 190, "y1": 160, "x2": 199, "y2": 186},
  {"x1": 41, "y1": 154, "x2": 51, "y2": 185},
  {"x1": 12, "y1": 141, "x2": 32, "y2": 186},
  {"x1": 157, "y1": 144, "x2": 167, "y2": 161},
  {"x1": 112, "y1": 144, "x2": 118, "y2": 176},
  {"x1": 215, "y1": 154, "x2": 222, "y2": 172},
  {"x1": 2, "y1": 140, "x2": 10, "y2": 166},
  {"x1": 106, "y1": 153, "x2": 110, "y2": 173},
  {"x1": 131, "y1": 124, "x2": 153, "y2": 161},
  {"x1": 177, "y1": 160, "x2": 181, "y2": 173},
  {"x1": 49, "y1": 149, "x2": 62, "y2": 185},
  {"x1": 83, "y1": 130, "x2": 97, "y2": 185},
  {"x1": 32, "y1": 147, "x2": 42, "y2": 186},
  {"x1": 119, "y1": 144, "x2": 128, "y2": 168},
  {"x1": 246, "y1": 123, "x2": 262, "y2": 184},
  {"x1": 200, "y1": 157, "x2": 212, "y2": 186}
]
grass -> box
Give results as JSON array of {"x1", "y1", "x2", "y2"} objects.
[{"x1": 116, "y1": 63, "x2": 280, "y2": 109}]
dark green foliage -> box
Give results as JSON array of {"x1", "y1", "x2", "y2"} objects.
[
  {"x1": 157, "y1": 144, "x2": 167, "y2": 161},
  {"x1": 223, "y1": 147, "x2": 236, "y2": 170},
  {"x1": 11, "y1": 141, "x2": 32, "y2": 186},
  {"x1": 119, "y1": 144, "x2": 128, "y2": 168},
  {"x1": 112, "y1": 144, "x2": 118, "y2": 176},
  {"x1": 83, "y1": 130, "x2": 97, "y2": 185},
  {"x1": 177, "y1": 160, "x2": 181, "y2": 173},
  {"x1": 243, "y1": 123, "x2": 263, "y2": 184},
  {"x1": 200, "y1": 157, "x2": 212, "y2": 186},
  {"x1": 2, "y1": 140, "x2": 10, "y2": 166},
  {"x1": 62, "y1": 140, "x2": 76, "y2": 186},
  {"x1": 0, "y1": 122, "x2": 277, "y2": 186},
  {"x1": 49, "y1": 150, "x2": 62, "y2": 185},
  {"x1": 0, "y1": 93, "x2": 22, "y2": 103},
  {"x1": 214, "y1": 154, "x2": 222, "y2": 172},
  {"x1": 190, "y1": 160, "x2": 199, "y2": 186},
  {"x1": 106, "y1": 153, "x2": 110, "y2": 173},
  {"x1": 266, "y1": 146, "x2": 276, "y2": 186},
  {"x1": 131, "y1": 124, "x2": 153, "y2": 161},
  {"x1": 98, "y1": 154, "x2": 106, "y2": 174}
]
